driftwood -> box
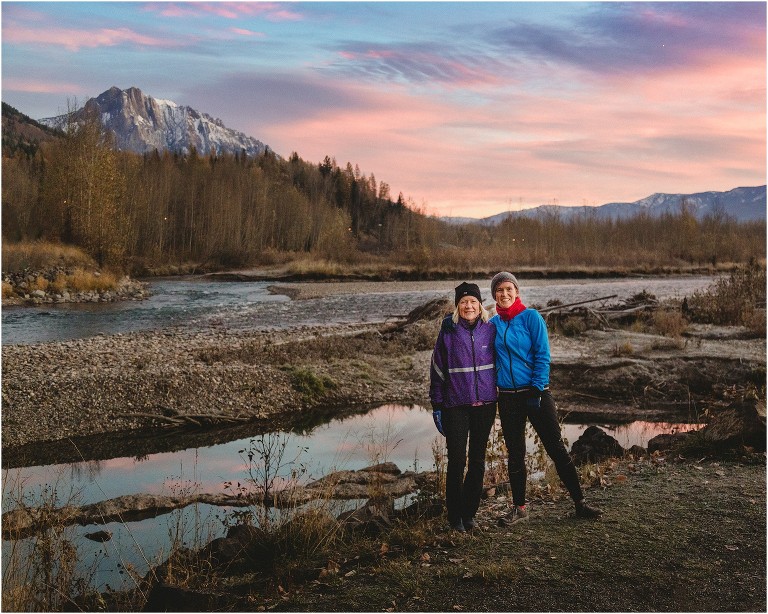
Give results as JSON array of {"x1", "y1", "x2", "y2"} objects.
[
  {"x1": 538, "y1": 294, "x2": 618, "y2": 313},
  {"x1": 2, "y1": 462, "x2": 435, "y2": 539},
  {"x1": 120, "y1": 409, "x2": 251, "y2": 428},
  {"x1": 542, "y1": 294, "x2": 660, "y2": 330}
]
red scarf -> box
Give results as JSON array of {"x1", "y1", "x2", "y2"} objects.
[{"x1": 496, "y1": 297, "x2": 526, "y2": 321}]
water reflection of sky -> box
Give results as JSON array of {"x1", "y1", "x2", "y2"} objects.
[
  {"x1": 4, "y1": 405, "x2": 701, "y2": 511},
  {"x1": 3, "y1": 404, "x2": 702, "y2": 592}
]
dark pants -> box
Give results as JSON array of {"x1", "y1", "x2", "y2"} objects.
[
  {"x1": 443, "y1": 403, "x2": 496, "y2": 524},
  {"x1": 498, "y1": 390, "x2": 583, "y2": 506}
]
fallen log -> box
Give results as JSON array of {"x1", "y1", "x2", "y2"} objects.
[
  {"x1": 119, "y1": 412, "x2": 251, "y2": 427},
  {"x1": 539, "y1": 295, "x2": 618, "y2": 313},
  {"x1": 2, "y1": 462, "x2": 436, "y2": 539}
]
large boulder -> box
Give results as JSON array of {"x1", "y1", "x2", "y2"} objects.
[
  {"x1": 570, "y1": 425, "x2": 625, "y2": 464},
  {"x1": 701, "y1": 399, "x2": 766, "y2": 451},
  {"x1": 648, "y1": 432, "x2": 691, "y2": 453}
]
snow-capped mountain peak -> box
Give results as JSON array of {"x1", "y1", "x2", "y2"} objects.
[{"x1": 39, "y1": 86, "x2": 271, "y2": 158}]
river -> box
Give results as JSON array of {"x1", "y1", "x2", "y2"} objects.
[{"x1": 2, "y1": 274, "x2": 717, "y2": 345}]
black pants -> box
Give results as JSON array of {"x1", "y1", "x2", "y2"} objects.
[
  {"x1": 498, "y1": 390, "x2": 583, "y2": 506},
  {"x1": 443, "y1": 403, "x2": 496, "y2": 524}
]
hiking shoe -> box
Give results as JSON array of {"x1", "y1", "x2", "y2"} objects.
[
  {"x1": 462, "y1": 517, "x2": 476, "y2": 531},
  {"x1": 575, "y1": 500, "x2": 603, "y2": 519},
  {"x1": 498, "y1": 505, "x2": 528, "y2": 527},
  {"x1": 449, "y1": 519, "x2": 466, "y2": 533}
]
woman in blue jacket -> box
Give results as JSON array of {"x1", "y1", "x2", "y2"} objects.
[
  {"x1": 430, "y1": 282, "x2": 497, "y2": 532},
  {"x1": 490, "y1": 271, "x2": 602, "y2": 522}
]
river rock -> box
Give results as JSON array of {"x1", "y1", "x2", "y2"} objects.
[
  {"x1": 337, "y1": 496, "x2": 394, "y2": 535},
  {"x1": 700, "y1": 399, "x2": 766, "y2": 451},
  {"x1": 84, "y1": 530, "x2": 113, "y2": 542},
  {"x1": 648, "y1": 432, "x2": 690, "y2": 453},
  {"x1": 570, "y1": 425, "x2": 625, "y2": 464}
]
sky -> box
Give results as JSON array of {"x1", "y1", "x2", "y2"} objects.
[{"x1": 2, "y1": 1, "x2": 766, "y2": 219}]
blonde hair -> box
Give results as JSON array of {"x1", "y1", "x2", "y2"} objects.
[{"x1": 452, "y1": 302, "x2": 490, "y2": 324}]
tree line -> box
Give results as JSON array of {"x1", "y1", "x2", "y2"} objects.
[{"x1": 2, "y1": 116, "x2": 764, "y2": 273}]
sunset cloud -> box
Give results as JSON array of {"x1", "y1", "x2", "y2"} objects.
[
  {"x1": 3, "y1": 24, "x2": 178, "y2": 51},
  {"x1": 143, "y1": 2, "x2": 302, "y2": 22},
  {"x1": 327, "y1": 41, "x2": 506, "y2": 87}
]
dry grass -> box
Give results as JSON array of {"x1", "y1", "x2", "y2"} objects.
[
  {"x1": 612, "y1": 341, "x2": 635, "y2": 356},
  {"x1": 64, "y1": 269, "x2": 118, "y2": 292},
  {"x1": 1, "y1": 470, "x2": 102, "y2": 612},
  {"x1": 651, "y1": 308, "x2": 688, "y2": 338},
  {"x1": 2, "y1": 241, "x2": 95, "y2": 273}
]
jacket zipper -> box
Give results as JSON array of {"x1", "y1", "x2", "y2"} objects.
[
  {"x1": 503, "y1": 320, "x2": 516, "y2": 388},
  {"x1": 471, "y1": 329, "x2": 479, "y2": 401}
]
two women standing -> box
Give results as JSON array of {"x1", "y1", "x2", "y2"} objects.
[{"x1": 430, "y1": 275, "x2": 602, "y2": 532}]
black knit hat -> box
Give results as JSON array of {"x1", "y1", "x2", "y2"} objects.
[{"x1": 454, "y1": 282, "x2": 482, "y2": 306}]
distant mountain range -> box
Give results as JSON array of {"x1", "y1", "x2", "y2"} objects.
[
  {"x1": 39, "y1": 86, "x2": 271, "y2": 158},
  {"x1": 443, "y1": 186, "x2": 766, "y2": 224}
]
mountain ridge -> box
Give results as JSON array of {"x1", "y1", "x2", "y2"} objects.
[
  {"x1": 443, "y1": 185, "x2": 766, "y2": 224},
  {"x1": 38, "y1": 86, "x2": 271, "y2": 158}
]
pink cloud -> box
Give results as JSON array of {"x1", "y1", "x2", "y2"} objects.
[
  {"x1": 2, "y1": 78, "x2": 82, "y2": 94},
  {"x1": 3, "y1": 24, "x2": 179, "y2": 51},
  {"x1": 230, "y1": 27, "x2": 265, "y2": 37},
  {"x1": 143, "y1": 2, "x2": 302, "y2": 22},
  {"x1": 333, "y1": 47, "x2": 503, "y2": 88}
]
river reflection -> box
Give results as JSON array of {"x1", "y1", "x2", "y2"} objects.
[{"x1": 3, "y1": 404, "x2": 701, "y2": 591}]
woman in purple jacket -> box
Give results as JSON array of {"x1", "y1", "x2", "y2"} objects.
[{"x1": 430, "y1": 282, "x2": 497, "y2": 532}]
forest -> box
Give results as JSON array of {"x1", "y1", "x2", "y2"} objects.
[{"x1": 2, "y1": 110, "x2": 765, "y2": 276}]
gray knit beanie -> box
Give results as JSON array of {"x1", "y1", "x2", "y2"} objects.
[{"x1": 491, "y1": 271, "x2": 519, "y2": 296}]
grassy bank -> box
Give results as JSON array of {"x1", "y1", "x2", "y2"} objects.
[
  {"x1": 76, "y1": 453, "x2": 762, "y2": 612},
  {"x1": 276, "y1": 458, "x2": 765, "y2": 613}
]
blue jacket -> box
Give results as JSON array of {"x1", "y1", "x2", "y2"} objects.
[
  {"x1": 430, "y1": 316, "x2": 497, "y2": 409},
  {"x1": 491, "y1": 309, "x2": 550, "y2": 392}
]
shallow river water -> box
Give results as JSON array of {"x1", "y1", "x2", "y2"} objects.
[{"x1": 2, "y1": 274, "x2": 718, "y2": 345}]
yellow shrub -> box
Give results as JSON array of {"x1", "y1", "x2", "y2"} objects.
[
  {"x1": 30, "y1": 275, "x2": 49, "y2": 292},
  {"x1": 2, "y1": 241, "x2": 95, "y2": 273},
  {"x1": 49, "y1": 273, "x2": 69, "y2": 294},
  {"x1": 2, "y1": 281, "x2": 15, "y2": 299},
  {"x1": 66, "y1": 269, "x2": 118, "y2": 292}
]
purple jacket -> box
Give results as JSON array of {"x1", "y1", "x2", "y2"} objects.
[{"x1": 430, "y1": 316, "x2": 497, "y2": 409}]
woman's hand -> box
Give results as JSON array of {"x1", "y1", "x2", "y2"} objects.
[
  {"x1": 526, "y1": 389, "x2": 542, "y2": 409},
  {"x1": 432, "y1": 409, "x2": 445, "y2": 436}
]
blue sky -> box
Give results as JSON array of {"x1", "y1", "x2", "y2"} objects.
[{"x1": 2, "y1": 1, "x2": 765, "y2": 218}]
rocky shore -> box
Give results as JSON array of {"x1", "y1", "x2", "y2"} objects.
[{"x1": 2, "y1": 267, "x2": 149, "y2": 306}]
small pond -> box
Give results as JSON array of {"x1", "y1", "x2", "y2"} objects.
[{"x1": 3, "y1": 403, "x2": 701, "y2": 592}]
